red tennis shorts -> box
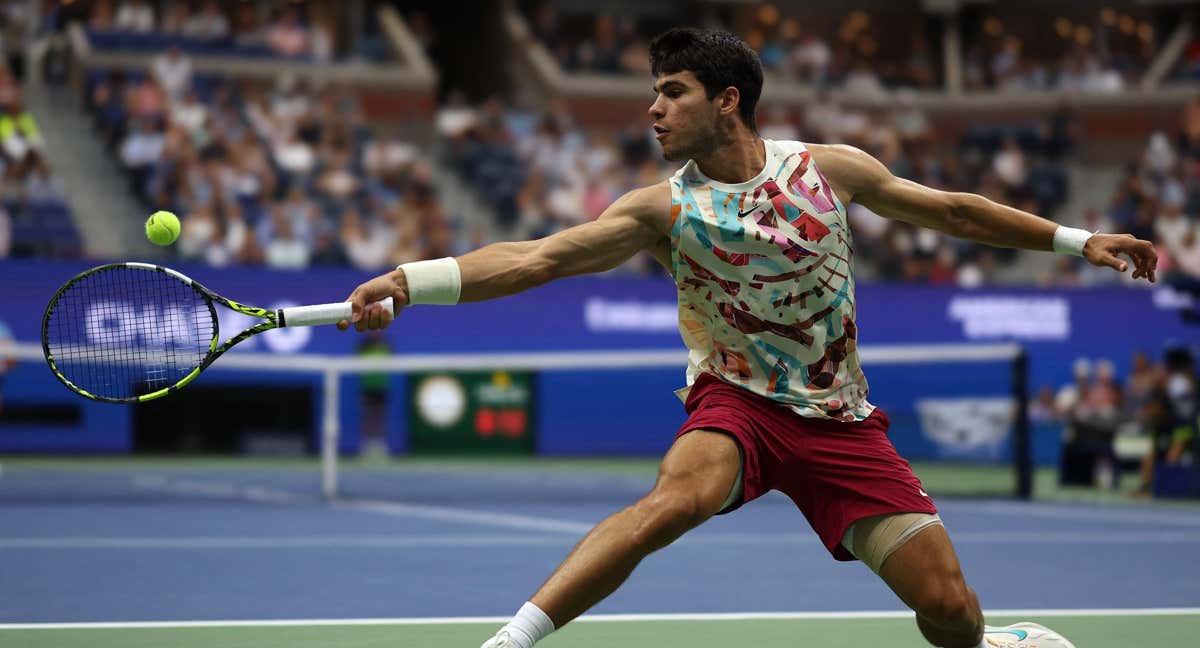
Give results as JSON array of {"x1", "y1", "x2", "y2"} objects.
[{"x1": 676, "y1": 372, "x2": 938, "y2": 562}]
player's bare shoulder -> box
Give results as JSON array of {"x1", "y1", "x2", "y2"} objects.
[
  {"x1": 602, "y1": 180, "x2": 674, "y2": 237},
  {"x1": 806, "y1": 143, "x2": 891, "y2": 205}
]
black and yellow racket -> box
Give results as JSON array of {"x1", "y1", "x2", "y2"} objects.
[{"x1": 41, "y1": 262, "x2": 392, "y2": 403}]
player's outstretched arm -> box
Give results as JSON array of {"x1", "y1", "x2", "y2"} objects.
[
  {"x1": 337, "y1": 182, "x2": 669, "y2": 331},
  {"x1": 809, "y1": 143, "x2": 1157, "y2": 283}
]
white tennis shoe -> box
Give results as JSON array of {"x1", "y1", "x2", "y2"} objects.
[
  {"x1": 984, "y1": 622, "x2": 1077, "y2": 648},
  {"x1": 479, "y1": 630, "x2": 518, "y2": 648}
]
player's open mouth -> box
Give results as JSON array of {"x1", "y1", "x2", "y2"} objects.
[{"x1": 653, "y1": 125, "x2": 669, "y2": 140}]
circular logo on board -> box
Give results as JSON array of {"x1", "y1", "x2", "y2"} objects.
[{"x1": 415, "y1": 375, "x2": 467, "y2": 428}]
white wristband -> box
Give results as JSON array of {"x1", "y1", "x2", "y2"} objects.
[
  {"x1": 398, "y1": 257, "x2": 461, "y2": 305},
  {"x1": 1053, "y1": 226, "x2": 1093, "y2": 257}
]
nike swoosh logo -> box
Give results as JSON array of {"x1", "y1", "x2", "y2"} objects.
[
  {"x1": 985, "y1": 629, "x2": 1028, "y2": 641},
  {"x1": 737, "y1": 203, "x2": 761, "y2": 218}
]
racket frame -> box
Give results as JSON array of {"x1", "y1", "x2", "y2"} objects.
[{"x1": 45, "y1": 262, "x2": 312, "y2": 403}]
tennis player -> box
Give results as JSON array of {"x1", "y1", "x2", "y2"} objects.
[{"x1": 339, "y1": 28, "x2": 1156, "y2": 648}]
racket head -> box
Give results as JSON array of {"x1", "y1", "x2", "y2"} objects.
[{"x1": 42, "y1": 263, "x2": 220, "y2": 403}]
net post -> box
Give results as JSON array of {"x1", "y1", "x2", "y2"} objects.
[
  {"x1": 1013, "y1": 346, "x2": 1032, "y2": 500},
  {"x1": 321, "y1": 367, "x2": 340, "y2": 500}
]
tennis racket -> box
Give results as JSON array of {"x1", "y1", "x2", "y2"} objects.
[{"x1": 41, "y1": 262, "x2": 392, "y2": 403}]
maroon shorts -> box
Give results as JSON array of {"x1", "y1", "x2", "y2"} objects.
[{"x1": 676, "y1": 372, "x2": 937, "y2": 562}]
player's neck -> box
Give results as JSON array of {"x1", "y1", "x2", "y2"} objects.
[{"x1": 693, "y1": 135, "x2": 766, "y2": 186}]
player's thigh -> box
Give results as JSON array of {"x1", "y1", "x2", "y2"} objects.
[
  {"x1": 654, "y1": 429, "x2": 742, "y2": 515},
  {"x1": 876, "y1": 522, "x2": 972, "y2": 611}
]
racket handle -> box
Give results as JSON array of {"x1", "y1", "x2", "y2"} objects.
[{"x1": 278, "y1": 297, "x2": 394, "y2": 328}]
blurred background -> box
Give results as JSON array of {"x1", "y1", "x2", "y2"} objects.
[
  {"x1": 3, "y1": 2, "x2": 1200, "y2": 641},
  {"x1": 1, "y1": 0, "x2": 1199, "y2": 504}
]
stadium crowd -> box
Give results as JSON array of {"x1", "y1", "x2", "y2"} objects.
[
  {"x1": 0, "y1": 1, "x2": 1196, "y2": 287},
  {"x1": 86, "y1": 50, "x2": 455, "y2": 271},
  {"x1": 522, "y1": 3, "x2": 1176, "y2": 94},
  {"x1": 83, "y1": 0, "x2": 353, "y2": 62},
  {"x1": 1098, "y1": 97, "x2": 1200, "y2": 283},
  {"x1": 1041, "y1": 345, "x2": 1198, "y2": 494}
]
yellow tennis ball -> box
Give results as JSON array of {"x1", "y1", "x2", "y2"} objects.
[{"x1": 145, "y1": 210, "x2": 181, "y2": 246}]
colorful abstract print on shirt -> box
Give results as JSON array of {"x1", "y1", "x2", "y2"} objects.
[{"x1": 670, "y1": 140, "x2": 874, "y2": 422}]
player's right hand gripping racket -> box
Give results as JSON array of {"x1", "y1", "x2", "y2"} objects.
[{"x1": 41, "y1": 262, "x2": 392, "y2": 403}]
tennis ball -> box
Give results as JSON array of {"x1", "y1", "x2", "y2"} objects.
[{"x1": 145, "y1": 210, "x2": 181, "y2": 246}]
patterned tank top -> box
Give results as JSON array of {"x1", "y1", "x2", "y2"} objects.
[{"x1": 669, "y1": 139, "x2": 873, "y2": 422}]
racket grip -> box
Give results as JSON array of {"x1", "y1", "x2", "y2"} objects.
[{"x1": 278, "y1": 297, "x2": 394, "y2": 327}]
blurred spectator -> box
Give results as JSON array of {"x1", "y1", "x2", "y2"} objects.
[
  {"x1": 1170, "y1": 228, "x2": 1200, "y2": 279},
  {"x1": 340, "y1": 208, "x2": 393, "y2": 271},
  {"x1": 161, "y1": 2, "x2": 188, "y2": 34},
  {"x1": 1160, "y1": 347, "x2": 1198, "y2": 462},
  {"x1": 273, "y1": 131, "x2": 315, "y2": 177},
  {"x1": 231, "y1": 2, "x2": 264, "y2": 50},
  {"x1": 265, "y1": 8, "x2": 309, "y2": 59},
  {"x1": 992, "y1": 138, "x2": 1027, "y2": 188},
  {"x1": 0, "y1": 0, "x2": 32, "y2": 81},
  {"x1": 1125, "y1": 350, "x2": 1161, "y2": 436},
  {"x1": 89, "y1": 0, "x2": 115, "y2": 30},
  {"x1": 1029, "y1": 385, "x2": 1060, "y2": 424},
  {"x1": 1057, "y1": 357, "x2": 1121, "y2": 488},
  {"x1": 0, "y1": 94, "x2": 49, "y2": 182},
  {"x1": 1139, "y1": 346, "x2": 1199, "y2": 492},
  {"x1": 182, "y1": 1, "x2": 230, "y2": 41},
  {"x1": 263, "y1": 207, "x2": 310, "y2": 269},
  {"x1": 316, "y1": 147, "x2": 361, "y2": 202},
  {"x1": 356, "y1": 329, "x2": 392, "y2": 457},
  {"x1": 113, "y1": 0, "x2": 155, "y2": 34},
  {"x1": 151, "y1": 45, "x2": 192, "y2": 104},
  {"x1": 178, "y1": 201, "x2": 218, "y2": 263},
  {"x1": 791, "y1": 31, "x2": 831, "y2": 85},
  {"x1": 126, "y1": 75, "x2": 166, "y2": 121},
  {"x1": 169, "y1": 90, "x2": 207, "y2": 135}
]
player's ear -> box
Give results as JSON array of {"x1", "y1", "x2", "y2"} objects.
[{"x1": 718, "y1": 86, "x2": 740, "y2": 118}]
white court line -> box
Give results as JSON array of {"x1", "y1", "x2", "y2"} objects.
[
  {"x1": 332, "y1": 499, "x2": 594, "y2": 535},
  {"x1": 8, "y1": 529, "x2": 1200, "y2": 550},
  {"x1": 2, "y1": 608, "x2": 1198, "y2": 630}
]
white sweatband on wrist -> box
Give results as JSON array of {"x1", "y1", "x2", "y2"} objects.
[
  {"x1": 398, "y1": 257, "x2": 461, "y2": 305},
  {"x1": 1053, "y1": 226, "x2": 1093, "y2": 256}
]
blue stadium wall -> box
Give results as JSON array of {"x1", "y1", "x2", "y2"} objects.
[{"x1": 1, "y1": 259, "x2": 1195, "y2": 464}]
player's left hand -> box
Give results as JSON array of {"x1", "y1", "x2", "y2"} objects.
[{"x1": 1082, "y1": 233, "x2": 1157, "y2": 283}]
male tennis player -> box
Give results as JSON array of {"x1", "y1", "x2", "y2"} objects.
[{"x1": 339, "y1": 28, "x2": 1156, "y2": 648}]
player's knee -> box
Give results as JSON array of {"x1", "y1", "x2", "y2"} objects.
[
  {"x1": 913, "y1": 583, "x2": 978, "y2": 629},
  {"x1": 631, "y1": 489, "x2": 705, "y2": 548}
]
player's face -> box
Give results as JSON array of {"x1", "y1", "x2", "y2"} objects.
[{"x1": 649, "y1": 71, "x2": 720, "y2": 162}]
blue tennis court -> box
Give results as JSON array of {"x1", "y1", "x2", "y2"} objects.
[{"x1": 2, "y1": 458, "x2": 1197, "y2": 646}]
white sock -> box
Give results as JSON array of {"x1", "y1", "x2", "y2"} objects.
[{"x1": 495, "y1": 601, "x2": 555, "y2": 647}]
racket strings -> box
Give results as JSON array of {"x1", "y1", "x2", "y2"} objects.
[{"x1": 45, "y1": 266, "x2": 215, "y2": 400}]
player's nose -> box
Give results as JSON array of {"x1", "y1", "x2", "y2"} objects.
[{"x1": 648, "y1": 98, "x2": 665, "y2": 120}]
